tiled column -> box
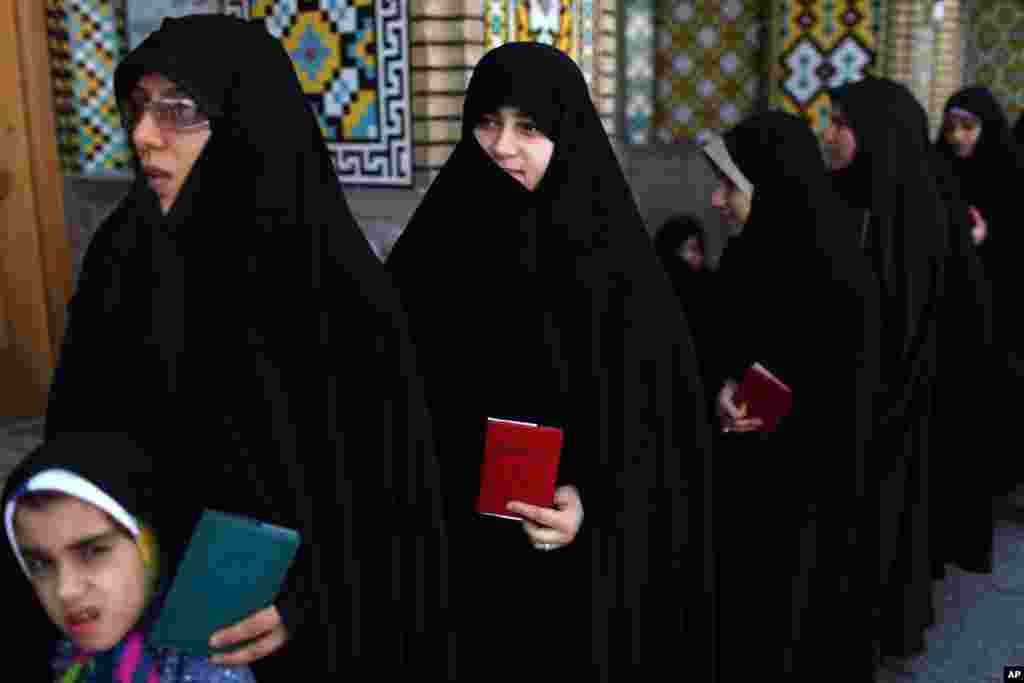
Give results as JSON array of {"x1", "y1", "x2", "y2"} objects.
[
  {"x1": 623, "y1": 0, "x2": 655, "y2": 144},
  {"x1": 409, "y1": 0, "x2": 485, "y2": 186},
  {"x1": 410, "y1": 0, "x2": 615, "y2": 184},
  {"x1": 594, "y1": 0, "x2": 618, "y2": 138},
  {"x1": 929, "y1": 0, "x2": 961, "y2": 134},
  {"x1": 883, "y1": 0, "x2": 917, "y2": 87}
]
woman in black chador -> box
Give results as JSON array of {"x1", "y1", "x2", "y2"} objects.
[
  {"x1": 34, "y1": 15, "x2": 449, "y2": 679},
  {"x1": 388, "y1": 42, "x2": 715, "y2": 680},
  {"x1": 935, "y1": 87, "x2": 1024, "y2": 270},
  {"x1": 824, "y1": 76, "x2": 947, "y2": 663},
  {"x1": 655, "y1": 214, "x2": 720, "y2": 402},
  {"x1": 704, "y1": 112, "x2": 880, "y2": 681},
  {"x1": 936, "y1": 87, "x2": 1024, "y2": 497}
]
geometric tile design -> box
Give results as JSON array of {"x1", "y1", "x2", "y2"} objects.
[
  {"x1": 48, "y1": 0, "x2": 81, "y2": 174},
  {"x1": 653, "y1": 0, "x2": 764, "y2": 143},
  {"x1": 486, "y1": 0, "x2": 585, "y2": 65},
  {"x1": 964, "y1": 0, "x2": 1024, "y2": 116},
  {"x1": 252, "y1": 0, "x2": 413, "y2": 186},
  {"x1": 51, "y1": 0, "x2": 133, "y2": 175},
  {"x1": 624, "y1": 0, "x2": 656, "y2": 144},
  {"x1": 767, "y1": 0, "x2": 886, "y2": 133}
]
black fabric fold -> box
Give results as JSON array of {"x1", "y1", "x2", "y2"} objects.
[
  {"x1": 829, "y1": 75, "x2": 946, "y2": 660},
  {"x1": 710, "y1": 111, "x2": 880, "y2": 680}
]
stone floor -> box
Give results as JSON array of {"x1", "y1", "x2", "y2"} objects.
[{"x1": 0, "y1": 420, "x2": 1020, "y2": 681}]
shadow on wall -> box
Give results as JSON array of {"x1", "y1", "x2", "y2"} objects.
[{"x1": 622, "y1": 141, "x2": 733, "y2": 270}]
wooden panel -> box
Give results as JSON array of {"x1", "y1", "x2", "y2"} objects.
[
  {"x1": 15, "y1": 1, "x2": 71, "y2": 357},
  {"x1": 0, "y1": 0, "x2": 71, "y2": 418}
]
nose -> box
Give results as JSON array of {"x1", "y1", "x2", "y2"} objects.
[
  {"x1": 951, "y1": 126, "x2": 968, "y2": 144},
  {"x1": 132, "y1": 111, "x2": 165, "y2": 154},
  {"x1": 57, "y1": 564, "x2": 87, "y2": 605},
  {"x1": 493, "y1": 123, "x2": 516, "y2": 158}
]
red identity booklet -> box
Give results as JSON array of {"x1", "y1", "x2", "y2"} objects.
[
  {"x1": 734, "y1": 362, "x2": 793, "y2": 432},
  {"x1": 476, "y1": 417, "x2": 563, "y2": 520}
]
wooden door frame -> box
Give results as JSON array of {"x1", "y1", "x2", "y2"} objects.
[
  {"x1": 0, "y1": 0, "x2": 73, "y2": 417},
  {"x1": 15, "y1": 1, "x2": 72, "y2": 355}
]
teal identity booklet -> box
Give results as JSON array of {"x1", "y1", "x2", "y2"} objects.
[{"x1": 149, "y1": 509, "x2": 301, "y2": 655}]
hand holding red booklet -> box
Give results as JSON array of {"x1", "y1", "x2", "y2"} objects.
[
  {"x1": 476, "y1": 417, "x2": 563, "y2": 520},
  {"x1": 733, "y1": 362, "x2": 793, "y2": 432}
]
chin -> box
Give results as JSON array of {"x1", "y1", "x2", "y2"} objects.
[{"x1": 69, "y1": 626, "x2": 127, "y2": 654}]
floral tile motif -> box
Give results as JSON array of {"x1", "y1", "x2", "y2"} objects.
[
  {"x1": 653, "y1": 0, "x2": 763, "y2": 143},
  {"x1": 964, "y1": 0, "x2": 1024, "y2": 115}
]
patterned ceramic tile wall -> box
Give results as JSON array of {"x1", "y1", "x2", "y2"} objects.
[
  {"x1": 49, "y1": 0, "x2": 133, "y2": 175},
  {"x1": 653, "y1": 0, "x2": 763, "y2": 143},
  {"x1": 767, "y1": 0, "x2": 886, "y2": 133},
  {"x1": 963, "y1": 0, "x2": 1024, "y2": 115},
  {"x1": 484, "y1": 0, "x2": 596, "y2": 86},
  {"x1": 252, "y1": 0, "x2": 415, "y2": 186}
]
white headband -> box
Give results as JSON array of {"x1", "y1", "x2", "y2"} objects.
[
  {"x1": 4, "y1": 469, "x2": 140, "y2": 579},
  {"x1": 701, "y1": 134, "x2": 755, "y2": 197}
]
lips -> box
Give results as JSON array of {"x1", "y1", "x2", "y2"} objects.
[
  {"x1": 143, "y1": 166, "x2": 172, "y2": 194},
  {"x1": 66, "y1": 606, "x2": 100, "y2": 632},
  {"x1": 499, "y1": 167, "x2": 527, "y2": 185}
]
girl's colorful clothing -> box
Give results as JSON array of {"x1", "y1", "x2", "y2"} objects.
[{"x1": 54, "y1": 638, "x2": 256, "y2": 683}]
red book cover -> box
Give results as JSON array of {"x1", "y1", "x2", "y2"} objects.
[
  {"x1": 734, "y1": 362, "x2": 793, "y2": 432},
  {"x1": 476, "y1": 418, "x2": 563, "y2": 520}
]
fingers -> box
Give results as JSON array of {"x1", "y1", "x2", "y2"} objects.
[
  {"x1": 506, "y1": 501, "x2": 568, "y2": 533},
  {"x1": 507, "y1": 491, "x2": 583, "y2": 547},
  {"x1": 210, "y1": 606, "x2": 282, "y2": 650},
  {"x1": 210, "y1": 625, "x2": 288, "y2": 666}
]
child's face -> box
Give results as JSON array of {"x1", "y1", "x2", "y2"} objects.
[{"x1": 15, "y1": 496, "x2": 148, "y2": 652}]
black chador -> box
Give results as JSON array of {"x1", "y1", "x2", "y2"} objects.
[
  {"x1": 389, "y1": 42, "x2": 715, "y2": 681},
  {"x1": 40, "y1": 15, "x2": 449, "y2": 678}
]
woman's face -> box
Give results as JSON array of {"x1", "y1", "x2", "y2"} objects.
[
  {"x1": 822, "y1": 105, "x2": 858, "y2": 170},
  {"x1": 943, "y1": 112, "x2": 982, "y2": 158},
  {"x1": 473, "y1": 106, "x2": 555, "y2": 191},
  {"x1": 711, "y1": 176, "x2": 752, "y2": 228},
  {"x1": 127, "y1": 73, "x2": 212, "y2": 214},
  {"x1": 679, "y1": 235, "x2": 705, "y2": 272}
]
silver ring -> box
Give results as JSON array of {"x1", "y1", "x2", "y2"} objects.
[{"x1": 537, "y1": 542, "x2": 555, "y2": 551}]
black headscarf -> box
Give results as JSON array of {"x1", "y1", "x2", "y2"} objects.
[
  {"x1": 829, "y1": 75, "x2": 945, "y2": 659},
  {"x1": 388, "y1": 42, "x2": 714, "y2": 680},
  {"x1": 41, "y1": 15, "x2": 448, "y2": 677},
  {"x1": 711, "y1": 111, "x2": 880, "y2": 679}
]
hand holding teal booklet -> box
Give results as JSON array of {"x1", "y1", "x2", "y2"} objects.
[{"x1": 149, "y1": 509, "x2": 301, "y2": 655}]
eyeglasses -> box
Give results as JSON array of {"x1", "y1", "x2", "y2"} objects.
[{"x1": 121, "y1": 97, "x2": 210, "y2": 132}]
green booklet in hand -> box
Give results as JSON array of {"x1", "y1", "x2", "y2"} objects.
[{"x1": 149, "y1": 509, "x2": 301, "y2": 656}]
